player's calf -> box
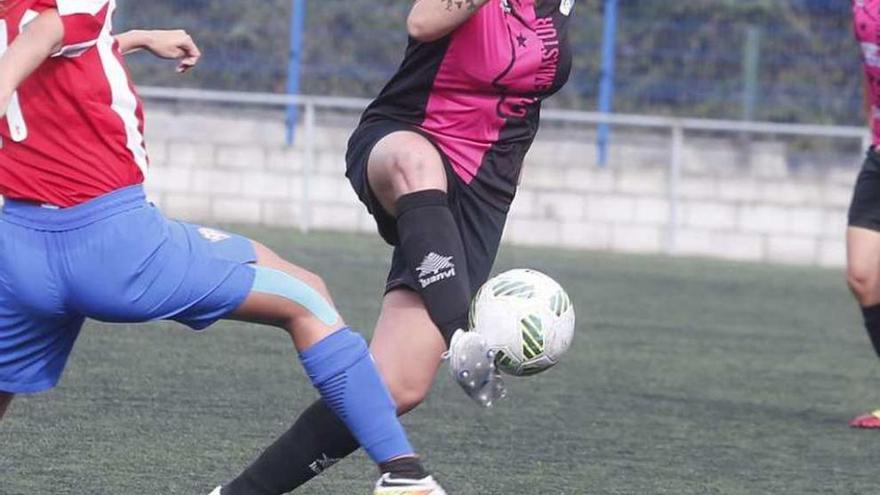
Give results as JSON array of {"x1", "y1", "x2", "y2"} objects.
[{"x1": 383, "y1": 371, "x2": 432, "y2": 415}]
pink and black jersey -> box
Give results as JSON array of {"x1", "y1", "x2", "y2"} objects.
[
  {"x1": 362, "y1": 0, "x2": 574, "y2": 210},
  {"x1": 0, "y1": 0, "x2": 147, "y2": 207},
  {"x1": 855, "y1": 0, "x2": 880, "y2": 146}
]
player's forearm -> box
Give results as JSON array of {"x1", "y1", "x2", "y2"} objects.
[
  {"x1": 0, "y1": 10, "x2": 63, "y2": 99},
  {"x1": 115, "y1": 30, "x2": 153, "y2": 55},
  {"x1": 407, "y1": 0, "x2": 491, "y2": 42}
]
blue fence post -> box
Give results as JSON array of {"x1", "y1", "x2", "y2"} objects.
[
  {"x1": 286, "y1": 0, "x2": 306, "y2": 146},
  {"x1": 597, "y1": 0, "x2": 618, "y2": 167},
  {"x1": 741, "y1": 25, "x2": 762, "y2": 122}
]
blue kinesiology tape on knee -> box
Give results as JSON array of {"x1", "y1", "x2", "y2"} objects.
[
  {"x1": 251, "y1": 266, "x2": 339, "y2": 325},
  {"x1": 299, "y1": 328, "x2": 414, "y2": 463}
]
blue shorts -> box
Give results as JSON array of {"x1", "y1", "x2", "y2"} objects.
[{"x1": 0, "y1": 185, "x2": 257, "y2": 394}]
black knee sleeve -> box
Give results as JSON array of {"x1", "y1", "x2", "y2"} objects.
[
  {"x1": 861, "y1": 304, "x2": 880, "y2": 358},
  {"x1": 396, "y1": 190, "x2": 472, "y2": 345}
]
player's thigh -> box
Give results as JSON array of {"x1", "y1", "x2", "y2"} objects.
[
  {"x1": 367, "y1": 131, "x2": 448, "y2": 215},
  {"x1": 67, "y1": 214, "x2": 253, "y2": 326},
  {"x1": 370, "y1": 288, "x2": 446, "y2": 414},
  {"x1": 847, "y1": 227, "x2": 880, "y2": 304},
  {"x1": 227, "y1": 241, "x2": 343, "y2": 351},
  {"x1": 0, "y1": 223, "x2": 84, "y2": 396},
  {"x1": 67, "y1": 213, "x2": 340, "y2": 350},
  {"x1": 455, "y1": 187, "x2": 508, "y2": 292},
  {"x1": 0, "y1": 392, "x2": 12, "y2": 419}
]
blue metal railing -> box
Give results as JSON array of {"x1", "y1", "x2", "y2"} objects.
[{"x1": 117, "y1": 0, "x2": 860, "y2": 127}]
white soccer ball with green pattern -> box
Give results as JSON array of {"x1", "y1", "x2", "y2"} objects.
[{"x1": 470, "y1": 269, "x2": 575, "y2": 376}]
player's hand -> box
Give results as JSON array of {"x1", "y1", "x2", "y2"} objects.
[
  {"x1": 142, "y1": 30, "x2": 201, "y2": 73},
  {"x1": 445, "y1": 330, "x2": 507, "y2": 408}
]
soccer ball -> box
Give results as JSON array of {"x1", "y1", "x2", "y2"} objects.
[{"x1": 469, "y1": 269, "x2": 575, "y2": 376}]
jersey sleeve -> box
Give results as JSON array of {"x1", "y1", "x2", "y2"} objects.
[{"x1": 33, "y1": 0, "x2": 110, "y2": 57}]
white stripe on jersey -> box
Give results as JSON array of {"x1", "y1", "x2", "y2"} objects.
[
  {"x1": 55, "y1": 0, "x2": 109, "y2": 16},
  {"x1": 95, "y1": 0, "x2": 148, "y2": 174},
  {"x1": 51, "y1": 1, "x2": 108, "y2": 58},
  {"x1": 56, "y1": 39, "x2": 100, "y2": 58}
]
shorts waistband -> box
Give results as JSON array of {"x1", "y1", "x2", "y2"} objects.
[{"x1": 2, "y1": 185, "x2": 148, "y2": 231}]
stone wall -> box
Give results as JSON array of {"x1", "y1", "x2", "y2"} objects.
[{"x1": 143, "y1": 103, "x2": 859, "y2": 267}]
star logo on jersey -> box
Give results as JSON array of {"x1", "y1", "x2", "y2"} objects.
[
  {"x1": 416, "y1": 252, "x2": 456, "y2": 288},
  {"x1": 516, "y1": 33, "x2": 527, "y2": 48},
  {"x1": 198, "y1": 227, "x2": 231, "y2": 243},
  {"x1": 862, "y1": 42, "x2": 880, "y2": 69},
  {"x1": 560, "y1": 0, "x2": 575, "y2": 16}
]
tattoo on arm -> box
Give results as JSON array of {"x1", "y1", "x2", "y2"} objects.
[{"x1": 441, "y1": 0, "x2": 478, "y2": 12}]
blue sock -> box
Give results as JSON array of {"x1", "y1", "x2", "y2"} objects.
[{"x1": 298, "y1": 327, "x2": 414, "y2": 464}]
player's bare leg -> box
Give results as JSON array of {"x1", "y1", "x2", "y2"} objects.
[
  {"x1": 846, "y1": 227, "x2": 880, "y2": 428},
  {"x1": 218, "y1": 241, "x2": 444, "y2": 494},
  {"x1": 218, "y1": 135, "x2": 500, "y2": 494},
  {"x1": 228, "y1": 242, "x2": 342, "y2": 351},
  {"x1": 370, "y1": 289, "x2": 446, "y2": 413},
  {"x1": 0, "y1": 392, "x2": 13, "y2": 420}
]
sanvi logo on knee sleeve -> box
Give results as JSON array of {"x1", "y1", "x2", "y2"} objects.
[
  {"x1": 308, "y1": 453, "x2": 341, "y2": 474},
  {"x1": 416, "y1": 253, "x2": 456, "y2": 288}
]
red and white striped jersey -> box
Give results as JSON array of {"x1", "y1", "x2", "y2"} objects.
[{"x1": 0, "y1": 0, "x2": 147, "y2": 207}]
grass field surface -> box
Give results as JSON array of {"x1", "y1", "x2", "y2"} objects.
[{"x1": 2, "y1": 227, "x2": 877, "y2": 494}]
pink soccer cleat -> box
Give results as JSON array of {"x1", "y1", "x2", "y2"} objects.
[{"x1": 850, "y1": 410, "x2": 880, "y2": 428}]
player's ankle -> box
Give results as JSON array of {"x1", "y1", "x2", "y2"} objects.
[{"x1": 379, "y1": 455, "x2": 429, "y2": 479}]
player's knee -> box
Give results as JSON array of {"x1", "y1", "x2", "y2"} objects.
[
  {"x1": 282, "y1": 269, "x2": 332, "y2": 321},
  {"x1": 848, "y1": 264, "x2": 880, "y2": 306},
  {"x1": 384, "y1": 148, "x2": 446, "y2": 196},
  {"x1": 250, "y1": 264, "x2": 340, "y2": 334},
  {"x1": 254, "y1": 242, "x2": 331, "y2": 296},
  {"x1": 300, "y1": 269, "x2": 330, "y2": 301}
]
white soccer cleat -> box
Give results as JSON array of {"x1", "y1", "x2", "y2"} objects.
[
  {"x1": 208, "y1": 486, "x2": 222, "y2": 495},
  {"x1": 445, "y1": 329, "x2": 507, "y2": 407},
  {"x1": 373, "y1": 473, "x2": 448, "y2": 494}
]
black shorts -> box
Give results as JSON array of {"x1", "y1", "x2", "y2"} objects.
[
  {"x1": 345, "y1": 119, "x2": 508, "y2": 294},
  {"x1": 849, "y1": 148, "x2": 880, "y2": 231}
]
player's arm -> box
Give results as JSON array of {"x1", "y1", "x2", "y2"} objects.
[
  {"x1": 407, "y1": 0, "x2": 491, "y2": 42},
  {"x1": 115, "y1": 29, "x2": 201, "y2": 73},
  {"x1": 0, "y1": 10, "x2": 63, "y2": 118}
]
